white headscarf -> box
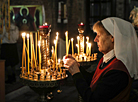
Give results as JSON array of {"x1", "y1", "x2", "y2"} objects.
[{"x1": 101, "y1": 17, "x2": 138, "y2": 80}]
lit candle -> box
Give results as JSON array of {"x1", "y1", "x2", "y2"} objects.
[
  {"x1": 25, "y1": 48, "x2": 26, "y2": 72},
  {"x1": 86, "y1": 42, "x2": 88, "y2": 55},
  {"x1": 58, "y1": 59, "x2": 62, "y2": 74},
  {"x1": 51, "y1": 46, "x2": 54, "y2": 59},
  {"x1": 38, "y1": 41, "x2": 41, "y2": 71},
  {"x1": 44, "y1": 22, "x2": 47, "y2": 25},
  {"x1": 77, "y1": 36, "x2": 80, "y2": 55},
  {"x1": 22, "y1": 32, "x2": 26, "y2": 73},
  {"x1": 71, "y1": 38, "x2": 74, "y2": 55},
  {"x1": 40, "y1": 35, "x2": 42, "y2": 41},
  {"x1": 55, "y1": 39, "x2": 57, "y2": 69},
  {"x1": 76, "y1": 44, "x2": 79, "y2": 55},
  {"x1": 83, "y1": 36, "x2": 84, "y2": 53},
  {"x1": 86, "y1": 37, "x2": 89, "y2": 55},
  {"x1": 68, "y1": 40, "x2": 70, "y2": 55},
  {"x1": 30, "y1": 32, "x2": 32, "y2": 67},
  {"x1": 37, "y1": 30, "x2": 40, "y2": 41},
  {"x1": 27, "y1": 34, "x2": 30, "y2": 74},
  {"x1": 51, "y1": 46, "x2": 55, "y2": 68},
  {"x1": 54, "y1": 34, "x2": 58, "y2": 70},
  {"x1": 32, "y1": 39, "x2": 37, "y2": 68},
  {"x1": 54, "y1": 40, "x2": 56, "y2": 69},
  {"x1": 58, "y1": 59, "x2": 61, "y2": 64},
  {"x1": 35, "y1": 32, "x2": 37, "y2": 60},
  {"x1": 65, "y1": 31, "x2": 68, "y2": 55},
  {"x1": 88, "y1": 43, "x2": 91, "y2": 56}
]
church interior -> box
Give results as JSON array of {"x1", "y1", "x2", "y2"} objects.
[{"x1": 1, "y1": 0, "x2": 138, "y2": 102}]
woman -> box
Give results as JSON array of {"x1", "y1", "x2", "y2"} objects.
[{"x1": 63, "y1": 17, "x2": 138, "y2": 102}]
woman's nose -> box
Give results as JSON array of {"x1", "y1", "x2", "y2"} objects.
[{"x1": 94, "y1": 36, "x2": 98, "y2": 42}]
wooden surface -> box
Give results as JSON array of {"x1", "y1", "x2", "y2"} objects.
[{"x1": 0, "y1": 60, "x2": 5, "y2": 102}]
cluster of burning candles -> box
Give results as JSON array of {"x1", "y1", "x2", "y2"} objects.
[
  {"x1": 65, "y1": 31, "x2": 97, "y2": 62},
  {"x1": 21, "y1": 30, "x2": 67, "y2": 81}
]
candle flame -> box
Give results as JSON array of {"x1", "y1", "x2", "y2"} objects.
[
  {"x1": 58, "y1": 59, "x2": 61, "y2": 63},
  {"x1": 43, "y1": 22, "x2": 47, "y2": 26},
  {"x1": 77, "y1": 36, "x2": 80, "y2": 40},
  {"x1": 71, "y1": 38, "x2": 73, "y2": 41},
  {"x1": 45, "y1": 22, "x2": 47, "y2": 25},
  {"x1": 56, "y1": 32, "x2": 59, "y2": 36},
  {"x1": 80, "y1": 22, "x2": 83, "y2": 25},
  {"x1": 22, "y1": 32, "x2": 26, "y2": 37},
  {"x1": 65, "y1": 31, "x2": 68, "y2": 36},
  {"x1": 56, "y1": 33, "x2": 59, "y2": 40},
  {"x1": 27, "y1": 34, "x2": 29, "y2": 39},
  {"x1": 54, "y1": 40, "x2": 56, "y2": 45},
  {"x1": 86, "y1": 36, "x2": 89, "y2": 40},
  {"x1": 38, "y1": 41, "x2": 41, "y2": 47}
]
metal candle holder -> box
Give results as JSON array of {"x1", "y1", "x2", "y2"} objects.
[{"x1": 20, "y1": 23, "x2": 68, "y2": 102}]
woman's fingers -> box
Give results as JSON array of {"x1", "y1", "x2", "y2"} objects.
[
  {"x1": 63, "y1": 54, "x2": 76, "y2": 61},
  {"x1": 63, "y1": 64, "x2": 69, "y2": 69},
  {"x1": 64, "y1": 58, "x2": 73, "y2": 66}
]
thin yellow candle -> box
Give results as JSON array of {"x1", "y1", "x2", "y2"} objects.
[
  {"x1": 86, "y1": 37, "x2": 89, "y2": 55},
  {"x1": 77, "y1": 36, "x2": 80, "y2": 55},
  {"x1": 88, "y1": 43, "x2": 91, "y2": 56},
  {"x1": 30, "y1": 33, "x2": 32, "y2": 67},
  {"x1": 58, "y1": 59, "x2": 62, "y2": 74},
  {"x1": 88, "y1": 43, "x2": 90, "y2": 56},
  {"x1": 65, "y1": 31, "x2": 68, "y2": 55},
  {"x1": 37, "y1": 30, "x2": 40, "y2": 41},
  {"x1": 32, "y1": 40, "x2": 37, "y2": 68},
  {"x1": 51, "y1": 46, "x2": 54, "y2": 59},
  {"x1": 71, "y1": 38, "x2": 74, "y2": 55},
  {"x1": 54, "y1": 39, "x2": 57, "y2": 69},
  {"x1": 35, "y1": 32, "x2": 37, "y2": 60},
  {"x1": 86, "y1": 42, "x2": 88, "y2": 55},
  {"x1": 68, "y1": 39, "x2": 70, "y2": 54},
  {"x1": 90, "y1": 43, "x2": 92, "y2": 55},
  {"x1": 22, "y1": 32, "x2": 26, "y2": 73},
  {"x1": 31, "y1": 33, "x2": 37, "y2": 68},
  {"x1": 40, "y1": 35, "x2": 42, "y2": 41},
  {"x1": 76, "y1": 44, "x2": 79, "y2": 55},
  {"x1": 27, "y1": 34, "x2": 30, "y2": 74},
  {"x1": 83, "y1": 36, "x2": 84, "y2": 53},
  {"x1": 55, "y1": 32, "x2": 59, "y2": 69},
  {"x1": 38, "y1": 41, "x2": 41, "y2": 71},
  {"x1": 52, "y1": 46, "x2": 55, "y2": 68},
  {"x1": 54, "y1": 40, "x2": 57, "y2": 70},
  {"x1": 24, "y1": 47, "x2": 26, "y2": 72}
]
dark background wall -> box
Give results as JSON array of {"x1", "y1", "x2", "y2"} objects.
[{"x1": 10, "y1": 0, "x2": 138, "y2": 53}]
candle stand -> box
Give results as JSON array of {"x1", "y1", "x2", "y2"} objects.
[
  {"x1": 20, "y1": 23, "x2": 68, "y2": 102},
  {"x1": 71, "y1": 22, "x2": 97, "y2": 62},
  {"x1": 20, "y1": 73, "x2": 67, "y2": 102}
]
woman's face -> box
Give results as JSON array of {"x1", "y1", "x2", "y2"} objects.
[{"x1": 94, "y1": 29, "x2": 114, "y2": 54}]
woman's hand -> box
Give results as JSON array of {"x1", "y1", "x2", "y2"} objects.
[{"x1": 63, "y1": 54, "x2": 80, "y2": 75}]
